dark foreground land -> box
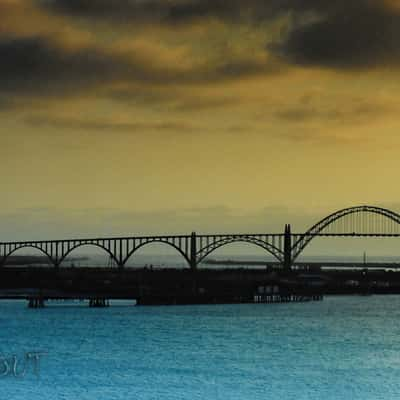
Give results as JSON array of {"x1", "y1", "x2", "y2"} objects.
[{"x1": 0, "y1": 266, "x2": 399, "y2": 305}]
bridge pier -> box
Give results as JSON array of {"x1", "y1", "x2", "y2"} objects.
[
  {"x1": 27, "y1": 297, "x2": 45, "y2": 308},
  {"x1": 190, "y1": 231, "x2": 197, "y2": 270},
  {"x1": 89, "y1": 298, "x2": 110, "y2": 307},
  {"x1": 283, "y1": 224, "x2": 292, "y2": 270}
]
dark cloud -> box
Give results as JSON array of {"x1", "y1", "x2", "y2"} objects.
[
  {"x1": 0, "y1": 95, "x2": 17, "y2": 111},
  {"x1": 38, "y1": 0, "x2": 345, "y2": 26},
  {"x1": 25, "y1": 115, "x2": 196, "y2": 133},
  {"x1": 272, "y1": 1, "x2": 400, "y2": 69},
  {"x1": 0, "y1": 33, "x2": 279, "y2": 99},
  {"x1": 39, "y1": 0, "x2": 264, "y2": 24},
  {"x1": 37, "y1": 0, "x2": 387, "y2": 25},
  {"x1": 109, "y1": 87, "x2": 237, "y2": 111},
  {"x1": 273, "y1": 97, "x2": 396, "y2": 124},
  {"x1": 0, "y1": 35, "x2": 193, "y2": 96},
  {"x1": 174, "y1": 96, "x2": 236, "y2": 112},
  {"x1": 0, "y1": 36, "x2": 129, "y2": 95},
  {"x1": 2, "y1": 0, "x2": 398, "y2": 104},
  {"x1": 40, "y1": 0, "x2": 400, "y2": 70}
]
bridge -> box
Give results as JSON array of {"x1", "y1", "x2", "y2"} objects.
[{"x1": 1, "y1": 205, "x2": 400, "y2": 270}]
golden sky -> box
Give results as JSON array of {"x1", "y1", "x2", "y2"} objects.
[{"x1": 2, "y1": 0, "x2": 400, "y2": 243}]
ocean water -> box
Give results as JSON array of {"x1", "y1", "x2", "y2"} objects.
[{"x1": 1, "y1": 296, "x2": 400, "y2": 399}]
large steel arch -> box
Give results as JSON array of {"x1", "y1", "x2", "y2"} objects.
[
  {"x1": 122, "y1": 240, "x2": 191, "y2": 267},
  {"x1": 197, "y1": 236, "x2": 284, "y2": 264},
  {"x1": 292, "y1": 205, "x2": 400, "y2": 261},
  {"x1": 58, "y1": 243, "x2": 120, "y2": 267},
  {"x1": 1, "y1": 245, "x2": 55, "y2": 267}
]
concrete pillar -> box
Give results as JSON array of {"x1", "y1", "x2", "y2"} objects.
[
  {"x1": 190, "y1": 231, "x2": 197, "y2": 270},
  {"x1": 283, "y1": 224, "x2": 292, "y2": 270}
]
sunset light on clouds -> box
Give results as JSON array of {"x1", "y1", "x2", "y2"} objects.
[{"x1": 1, "y1": 0, "x2": 400, "y2": 240}]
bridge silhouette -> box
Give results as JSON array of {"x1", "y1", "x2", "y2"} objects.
[{"x1": 2, "y1": 205, "x2": 400, "y2": 270}]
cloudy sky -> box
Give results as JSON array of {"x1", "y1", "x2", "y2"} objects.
[{"x1": 2, "y1": 0, "x2": 400, "y2": 250}]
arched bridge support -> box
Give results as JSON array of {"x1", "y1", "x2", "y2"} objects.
[
  {"x1": 193, "y1": 233, "x2": 284, "y2": 268},
  {"x1": 0, "y1": 232, "x2": 286, "y2": 269},
  {"x1": 291, "y1": 205, "x2": 400, "y2": 262},
  {"x1": 3, "y1": 204, "x2": 400, "y2": 271}
]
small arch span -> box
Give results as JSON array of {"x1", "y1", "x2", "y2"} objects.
[
  {"x1": 1, "y1": 245, "x2": 55, "y2": 267},
  {"x1": 292, "y1": 205, "x2": 400, "y2": 261},
  {"x1": 122, "y1": 240, "x2": 191, "y2": 267},
  {"x1": 196, "y1": 236, "x2": 284, "y2": 264},
  {"x1": 57, "y1": 243, "x2": 120, "y2": 267}
]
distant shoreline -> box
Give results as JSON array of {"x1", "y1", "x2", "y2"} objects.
[
  {"x1": 204, "y1": 258, "x2": 267, "y2": 265},
  {"x1": 4, "y1": 255, "x2": 88, "y2": 265},
  {"x1": 203, "y1": 258, "x2": 400, "y2": 269}
]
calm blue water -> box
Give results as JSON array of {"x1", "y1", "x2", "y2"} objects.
[{"x1": 1, "y1": 296, "x2": 400, "y2": 399}]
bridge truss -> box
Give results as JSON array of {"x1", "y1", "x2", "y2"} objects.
[
  {"x1": 1, "y1": 205, "x2": 400, "y2": 269},
  {"x1": 291, "y1": 205, "x2": 400, "y2": 262},
  {"x1": 0, "y1": 232, "x2": 286, "y2": 269}
]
